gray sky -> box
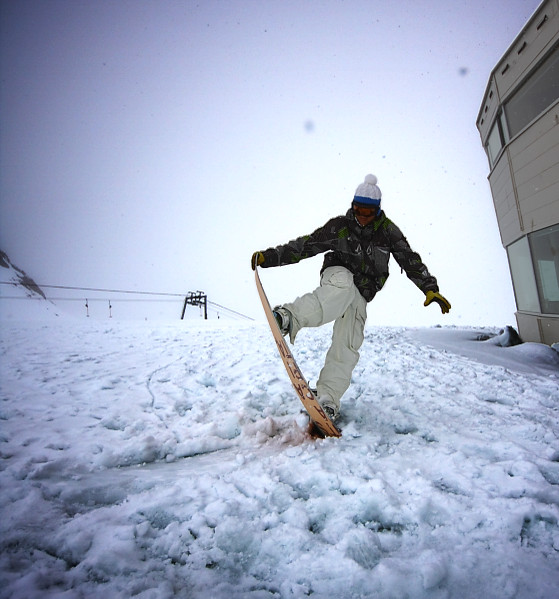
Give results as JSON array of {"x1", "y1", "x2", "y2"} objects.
[{"x1": 0, "y1": 0, "x2": 541, "y2": 324}]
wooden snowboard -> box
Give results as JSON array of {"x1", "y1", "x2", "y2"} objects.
[{"x1": 255, "y1": 266, "x2": 341, "y2": 438}]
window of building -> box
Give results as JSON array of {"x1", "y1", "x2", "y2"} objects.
[
  {"x1": 507, "y1": 237, "x2": 540, "y2": 312},
  {"x1": 507, "y1": 236, "x2": 540, "y2": 312},
  {"x1": 530, "y1": 224, "x2": 559, "y2": 314},
  {"x1": 504, "y1": 42, "x2": 559, "y2": 138},
  {"x1": 485, "y1": 112, "x2": 509, "y2": 166},
  {"x1": 507, "y1": 225, "x2": 559, "y2": 315},
  {"x1": 487, "y1": 120, "x2": 502, "y2": 165}
]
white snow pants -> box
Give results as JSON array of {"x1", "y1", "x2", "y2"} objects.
[{"x1": 283, "y1": 266, "x2": 367, "y2": 410}]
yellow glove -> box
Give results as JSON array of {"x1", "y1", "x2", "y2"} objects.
[
  {"x1": 251, "y1": 251, "x2": 265, "y2": 270},
  {"x1": 424, "y1": 290, "x2": 451, "y2": 314}
]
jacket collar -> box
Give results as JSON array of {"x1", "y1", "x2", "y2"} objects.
[{"x1": 346, "y1": 208, "x2": 386, "y2": 231}]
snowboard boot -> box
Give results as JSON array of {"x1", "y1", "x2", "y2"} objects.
[
  {"x1": 272, "y1": 306, "x2": 291, "y2": 337},
  {"x1": 318, "y1": 395, "x2": 339, "y2": 422}
]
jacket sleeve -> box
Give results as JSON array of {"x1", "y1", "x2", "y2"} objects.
[
  {"x1": 260, "y1": 219, "x2": 339, "y2": 267},
  {"x1": 387, "y1": 222, "x2": 439, "y2": 293}
]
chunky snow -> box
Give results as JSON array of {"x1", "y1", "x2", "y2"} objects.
[{"x1": 1, "y1": 318, "x2": 558, "y2": 598}]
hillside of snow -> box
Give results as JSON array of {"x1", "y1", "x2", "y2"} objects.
[
  {"x1": 0, "y1": 251, "x2": 60, "y2": 320},
  {"x1": 1, "y1": 316, "x2": 558, "y2": 598}
]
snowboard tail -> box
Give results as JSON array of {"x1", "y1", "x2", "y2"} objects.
[{"x1": 254, "y1": 267, "x2": 341, "y2": 438}]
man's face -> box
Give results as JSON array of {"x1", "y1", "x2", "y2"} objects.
[{"x1": 352, "y1": 203, "x2": 378, "y2": 227}]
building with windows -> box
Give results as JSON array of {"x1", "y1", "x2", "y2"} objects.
[{"x1": 477, "y1": 0, "x2": 559, "y2": 345}]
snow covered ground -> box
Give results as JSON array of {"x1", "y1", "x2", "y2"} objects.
[{"x1": 1, "y1": 317, "x2": 558, "y2": 599}]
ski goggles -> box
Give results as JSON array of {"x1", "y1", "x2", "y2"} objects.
[{"x1": 352, "y1": 203, "x2": 379, "y2": 218}]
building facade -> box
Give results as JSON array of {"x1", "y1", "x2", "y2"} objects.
[{"x1": 476, "y1": 0, "x2": 559, "y2": 345}]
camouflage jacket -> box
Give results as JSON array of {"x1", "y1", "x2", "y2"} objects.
[{"x1": 260, "y1": 209, "x2": 439, "y2": 302}]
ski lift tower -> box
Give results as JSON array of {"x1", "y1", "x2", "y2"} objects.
[{"x1": 181, "y1": 291, "x2": 208, "y2": 320}]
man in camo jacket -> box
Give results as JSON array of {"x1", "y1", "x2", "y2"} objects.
[{"x1": 251, "y1": 174, "x2": 451, "y2": 421}]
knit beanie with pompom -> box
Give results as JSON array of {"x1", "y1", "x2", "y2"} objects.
[{"x1": 353, "y1": 174, "x2": 382, "y2": 209}]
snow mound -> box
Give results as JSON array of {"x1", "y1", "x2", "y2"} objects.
[{"x1": 411, "y1": 326, "x2": 559, "y2": 377}]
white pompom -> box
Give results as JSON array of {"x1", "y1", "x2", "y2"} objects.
[{"x1": 364, "y1": 174, "x2": 377, "y2": 185}]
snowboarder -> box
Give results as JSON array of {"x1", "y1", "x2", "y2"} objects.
[{"x1": 251, "y1": 174, "x2": 451, "y2": 421}]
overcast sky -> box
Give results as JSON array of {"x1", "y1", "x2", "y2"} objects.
[{"x1": 0, "y1": 0, "x2": 542, "y2": 324}]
